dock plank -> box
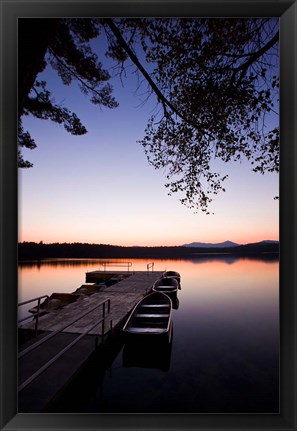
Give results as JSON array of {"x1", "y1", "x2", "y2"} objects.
[
  {"x1": 18, "y1": 271, "x2": 165, "y2": 412},
  {"x1": 19, "y1": 271, "x2": 164, "y2": 335}
]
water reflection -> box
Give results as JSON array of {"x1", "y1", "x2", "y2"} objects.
[
  {"x1": 18, "y1": 258, "x2": 126, "y2": 269},
  {"x1": 180, "y1": 254, "x2": 278, "y2": 264},
  {"x1": 166, "y1": 291, "x2": 179, "y2": 310},
  {"x1": 19, "y1": 256, "x2": 279, "y2": 414},
  {"x1": 18, "y1": 254, "x2": 279, "y2": 270},
  {"x1": 123, "y1": 336, "x2": 173, "y2": 371}
]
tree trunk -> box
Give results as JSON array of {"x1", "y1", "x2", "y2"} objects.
[{"x1": 18, "y1": 18, "x2": 59, "y2": 118}]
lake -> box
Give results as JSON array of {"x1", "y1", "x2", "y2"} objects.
[{"x1": 18, "y1": 256, "x2": 279, "y2": 413}]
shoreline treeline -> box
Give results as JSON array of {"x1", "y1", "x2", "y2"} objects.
[{"x1": 18, "y1": 241, "x2": 279, "y2": 260}]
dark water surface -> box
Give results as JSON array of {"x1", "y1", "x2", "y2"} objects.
[{"x1": 18, "y1": 256, "x2": 279, "y2": 413}]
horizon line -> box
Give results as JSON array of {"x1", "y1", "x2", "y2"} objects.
[{"x1": 18, "y1": 239, "x2": 280, "y2": 248}]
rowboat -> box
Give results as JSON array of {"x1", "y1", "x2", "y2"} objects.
[
  {"x1": 152, "y1": 276, "x2": 179, "y2": 294},
  {"x1": 163, "y1": 271, "x2": 181, "y2": 289},
  {"x1": 163, "y1": 270, "x2": 181, "y2": 284},
  {"x1": 123, "y1": 292, "x2": 173, "y2": 342}
]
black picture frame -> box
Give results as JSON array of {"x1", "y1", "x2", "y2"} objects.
[{"x1": 1, "y1": 1, "x2": 296, "y2": 430}]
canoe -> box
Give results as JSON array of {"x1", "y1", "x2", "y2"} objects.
[
  {"x1": 152, "y1": 276, "x2": 179, "y2": 294},
  {"x1": 123, "y1": 292, "x2": 172, "y2": 342}
]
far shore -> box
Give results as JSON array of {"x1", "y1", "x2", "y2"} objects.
[{"x1": 18, "y1": 241, "x2": 279, "y2": 260}]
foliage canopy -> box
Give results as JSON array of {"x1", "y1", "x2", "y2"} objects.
[{"x1": 19, "y1": 18, "x2": 279, "y2": 212}]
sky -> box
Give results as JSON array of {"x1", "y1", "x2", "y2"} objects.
[{"x1": 18, "y1": 21, "x2": 279, "y2": 247}]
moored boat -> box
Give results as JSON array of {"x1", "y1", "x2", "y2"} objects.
[
  {"x1": 123, "y1": 292, "x2": 172, "y2": 342},
  {"x1": 163, "y1": 270, "x2": 181, "y2": 283},
  {"x1": 152, "y1": 276, "x2": 178, "y2": 294}
]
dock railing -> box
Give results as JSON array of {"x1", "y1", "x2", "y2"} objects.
[
  {"x1": 18, "y1": 295, "x2": 50, "y2": 336},
  {"x1": 18, "y1": 298, "x2": 111, "y2": 392},
  {"x1": 147, "y1": 262, "x2": 154, "y2": 273},
  {"x1": 101, "y1": 262, "x2": 132, "y2": 272}
]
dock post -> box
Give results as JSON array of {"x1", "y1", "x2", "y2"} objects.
[
  {"x1": 102, "y1": 302, "x2": 106, "y2": 344},
  {"x1": 34, "y1": 298, "x2": 41, "y2": 336}
]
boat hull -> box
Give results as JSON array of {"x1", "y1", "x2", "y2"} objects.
[
  {"x1": 152, "y1": 276, "x2": 179, "y2": 294},
  {"x1": 123, "y1": 292, "x2": 173, "y2": 343},
  {"x1": 163, "y1": 270, "x2": 180, "y2": 280}
]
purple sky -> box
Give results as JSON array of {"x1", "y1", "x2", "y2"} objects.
[{"x1": 18, "y1": 21, "x2": 279, "y2": 247}]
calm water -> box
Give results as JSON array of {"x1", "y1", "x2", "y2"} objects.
[{"x1": 18, "y1": 256, "x2": 279, "y2": 413}]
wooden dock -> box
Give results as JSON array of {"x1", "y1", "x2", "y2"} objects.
[
  {"x1": 18, "y1": 270, "x2": 164, "y2": 412},
  {"x1": 19, "y1": 271, "x2": 164, "y2": 335}
]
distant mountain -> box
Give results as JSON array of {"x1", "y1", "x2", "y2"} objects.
[
  {"x1": 258, "y1": 240, "x2": 279, "y2": 244},
  {"x1": 243, "y1": 240, "x2": 279, "y2": 247},
  {"x1": 182, "y1": 240, "x2": 240, "y2": 248}
]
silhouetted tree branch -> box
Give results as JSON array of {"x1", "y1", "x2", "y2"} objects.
[{"x1": 18, "y1": 18, "x2": 279, "y2": 212}]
